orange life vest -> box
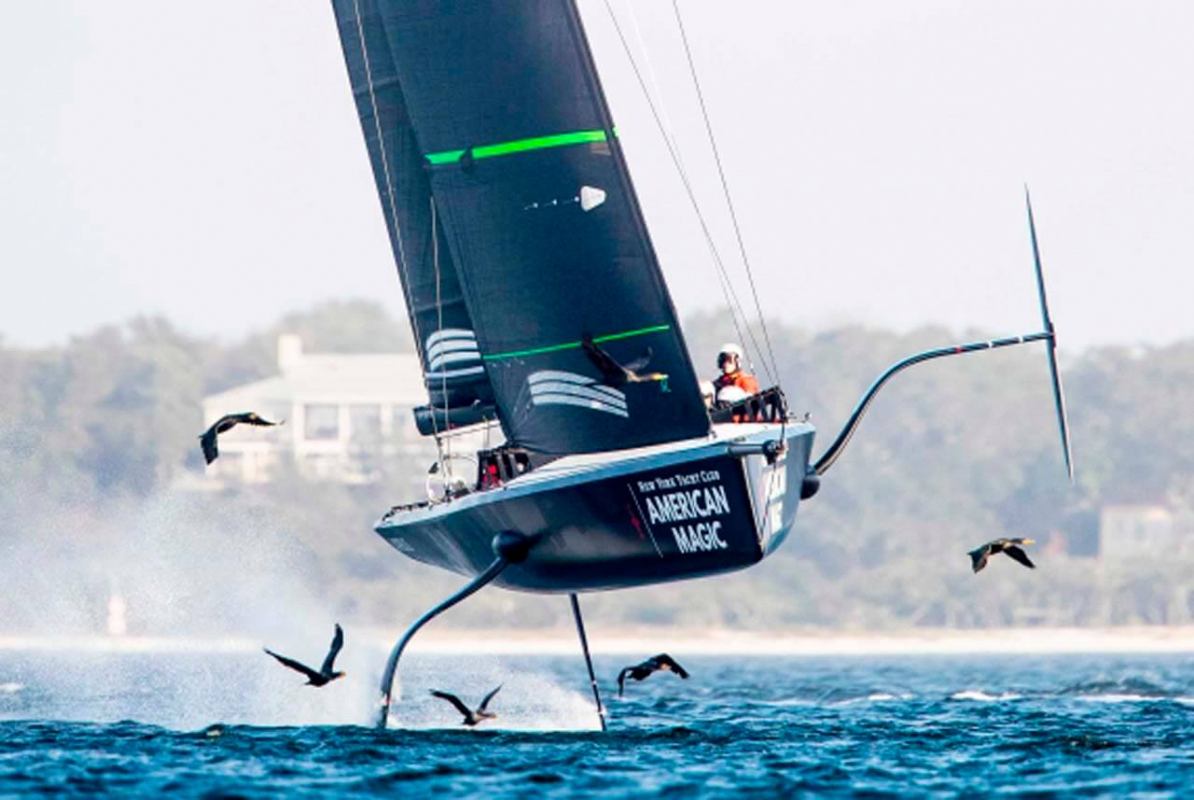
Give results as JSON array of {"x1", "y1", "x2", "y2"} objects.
[{"x1": 714, "y1": 370, "x2": 760, "y2": 396}]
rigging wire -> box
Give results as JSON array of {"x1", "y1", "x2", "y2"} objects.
[
  {"x1": 432, "y1": 197, "x2": 450, "y2": 467},
  {"x1": 600, "y1": 0, "x2": 771, "y2": 384},
  {"x1": 351, "y1": 1, "x2": 417, "y2": 350},
  {"x1": 670, "y1": 0, "x2": 780, "y2": 381},
  {"x1": 352, "y1": 0, "x2": 445, "y2": 464},
  {"x1": 619, "y1": 0, "x2": 753, "y2": 375},
  {"x1": 623, "y1": 0, "x2": 680, "y2": 148}
]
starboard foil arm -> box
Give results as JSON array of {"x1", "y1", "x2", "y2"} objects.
[
  {"x1": 374, "y1": 557, "x2": 507, "y2": 728},
  {"x1": 375, "y1": 531, "x2": 533, "y2": 728},
  {"x1": 812, "y1": 192, "x2": 1073, "y2": 479}
]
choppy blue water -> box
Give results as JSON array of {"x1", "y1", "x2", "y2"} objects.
[{"x1": 0, "y1": 651, "x2": 1190, "y2": 796}]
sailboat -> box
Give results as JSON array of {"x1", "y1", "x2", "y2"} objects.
[{"x1": 330, "y1": 0, "x2": 1072, "y2": 729}]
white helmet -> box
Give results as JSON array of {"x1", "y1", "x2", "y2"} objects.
[{"x1": 717, "y1": 342, "x2": 744, "y2": 374}]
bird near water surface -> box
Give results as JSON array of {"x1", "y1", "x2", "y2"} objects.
[
  {"x1": 969, "y1": 538, "x2": 1037, "y2": 573},
  {"x1": 263, "y1": 624, "x2": 346, "y2": 687},
  {"x1": 617, "y1": 653, "x2": 690, "y2": 697},
  {"x1": 199, "y1": 412, "x2": 283, "y2": 464},
  {"x1": 430, "y1": 685, "x2": 502, "y2": 726}
]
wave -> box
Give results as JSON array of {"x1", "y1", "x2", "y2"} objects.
[
  {"x1": 1072, "y1": 693, "x2": 1169, "y2": 704},
  {"x1": 757, "y1": 691, "x2": 911, "y2": 708},
  {"x1": 863, "y1": 692, "x2": 901, "y2": 702},
  {"x1": 0, "y1": 682, "x2": 24, "y2": 694},
  {"x1": 754, "y1": 697, "x2": 819, "y2": 708},
  {"x1": 829, "y1": 692, "x2": 910, "y2": 706},
  {"x1": 949, "y1": 690, "x2": 1022, "y2": 702},
  {"x1": 1059, "y1": 677, "x2": 1171, "y2": 698}
]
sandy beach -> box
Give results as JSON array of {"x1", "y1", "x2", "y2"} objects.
[{"x1": 2, "y1": 626, "x2": 1191, "y2": 656}]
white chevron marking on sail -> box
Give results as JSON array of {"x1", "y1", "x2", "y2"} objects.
[
  {"x1": 427, "y1": 340, "x2": 479, "y2": 362},
  {"x1": 527, "y1": 370, "x2": 627, "y2": 403},
  {"x1": 529, "y1": 380, "x2": 627, "y2": 409},
  {"x1": 531, "y1": 393, "x2": 629, "y2": 418},
  {"x1": 424, "y1": 365, "x2": 486, "y2": 381},
  {"x1": 425, "y1": 328, "x2": 477, "y2": 348},
  {"x1": 525, "y1": 369, "x2": 629, "y2": 417},
  {"x1": 428, "y1": 350, "x2": 483, "y2": 371},
  {"x1": 527, "y1": 370, "x2": 598, "y2": 385},
  {"x1": 427, "y1": 339, "x2": 480, "y2": 359}
]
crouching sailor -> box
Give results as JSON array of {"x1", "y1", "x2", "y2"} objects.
[{"x1": 712, "y1": 343, "x2": 760, "y2": 420}]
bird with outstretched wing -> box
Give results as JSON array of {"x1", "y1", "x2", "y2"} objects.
[{"x1": 263, "y1": 623, "x2": 346, "y2": 687}]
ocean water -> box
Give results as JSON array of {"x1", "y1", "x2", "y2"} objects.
[{"x1": 0, "y1": 651, "x2": 1190, "y2": 796}]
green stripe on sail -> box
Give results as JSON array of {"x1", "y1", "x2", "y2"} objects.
[
  {"x1": 426, "y1": 129, "x2": 608, "y2": 165},
  {"x1": 482, "y1": 324, "x2": 672, "y2": 362}
]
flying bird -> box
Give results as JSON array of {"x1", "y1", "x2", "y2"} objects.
[
  {"x1": 263, "y1": 623, "x2": 346, "y2": 687},
  {"x1": 969, "y1": 537, "x2": 1036, "y2": 573},
  {"x1": 430, "y1": 685, "x2": 502, "y2": 726},
  {"x1": 200, "y1": 412, "x2": 283, "y2": 464},
  {"x1": 617, "y1": 653, "x2": 690, "y2": 697},
  {"x1": 582, "y1": 335, "x2": 667, "y2": 387}
]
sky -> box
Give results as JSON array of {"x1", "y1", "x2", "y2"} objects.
[{"x1": 1, "y1": 1, "x2": 1191, "y2": 353}]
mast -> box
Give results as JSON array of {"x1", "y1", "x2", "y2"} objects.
[{"x1": 334, "y1": 0, "x2": 710, "y2": 455}]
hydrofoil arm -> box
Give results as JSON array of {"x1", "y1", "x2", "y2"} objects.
[
  {"x1": 812, "y1": 189, "x2": 1073, "y2": 480},
  {"x1": 811, "y1": 331, "x2": 1052, "y2": 476}
]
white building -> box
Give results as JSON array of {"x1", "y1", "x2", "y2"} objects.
[
  {"x1": 1098, "y1": 504, "x2": 1185, "y2": 560},
  {"x1": 201, "y1": 335, "x2": 433, "y2": 483}
]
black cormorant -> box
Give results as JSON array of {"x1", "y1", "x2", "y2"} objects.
[
  {"x1": 199, "y1": 412, "x2": 283, "y2": 464},
  {"x1": 582, "y1": 336, "x2": 667, "y2": 387},
  {"x1": 969, "y1": 538, "x2": 1036, "y2": 573},
  {"x1": 263, "y1": 623, "x2": 345, "y2": 687},
  {"x1": 617, "y1": 653, "x2": 690, "y2": 697},
  {"x1": 430, "y1": 685, "x2": 502, "y2": 726}
]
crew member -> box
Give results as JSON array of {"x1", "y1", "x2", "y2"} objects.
[
  {"x1": 712, "y1": 343, "x2": 760, "y2": 421},
  {"x1": 713, "y1": 343, "x2": 759, "y2": 398}
]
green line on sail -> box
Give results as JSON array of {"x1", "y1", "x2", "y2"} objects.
[
  {"x1": 425, "y1": 129, "x2": 608, "y2": 165},
  {"x1": 482, "y1": 324, "x2": 672, "y2": 362}
]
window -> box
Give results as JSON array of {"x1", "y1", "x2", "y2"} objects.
[
  {"x1": 304, "y1": 404, "x2": 340, "y2": 440},
  {"x1": 349, "y1": 404, "x2": 381, "y2": 441}
]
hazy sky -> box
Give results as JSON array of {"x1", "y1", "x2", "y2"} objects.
[{"x1": 2, "y1": 1, "x2": 1191, "y2": 352}]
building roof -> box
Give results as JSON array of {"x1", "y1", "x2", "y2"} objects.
[{"x1": 203, "y1": 337, "x2": 426, "y2": 408}]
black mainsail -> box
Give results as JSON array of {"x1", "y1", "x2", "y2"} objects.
[
  {"x1": 334, "y1": 0, "x2": 709, "y2": 455},
  {"x1": 334, "y1": 0, "x2": 496, "y2": 431}
]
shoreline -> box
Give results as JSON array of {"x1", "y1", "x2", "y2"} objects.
[
  {"x1": 402, "y1": 625, "x2": 1194, "y2": 655},
  {"x1": 1, "y1": 626, "x2": 1191, "y2": 655}
]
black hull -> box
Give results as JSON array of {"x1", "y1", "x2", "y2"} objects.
[{"x1": 376, "y1": 423, "x2": 815, "y2": 593}]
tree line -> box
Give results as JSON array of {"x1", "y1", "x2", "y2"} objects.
[{"x1": 0, "y1": 301, "x2": 1189, "y2": 634}]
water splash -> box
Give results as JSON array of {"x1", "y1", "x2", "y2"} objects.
[
  {"x1": 389, "y1": 658, "x2": 601, "y2": 732},
  {"x1": 0, "y1": 488, "x2": 380, "y2": 729}
]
